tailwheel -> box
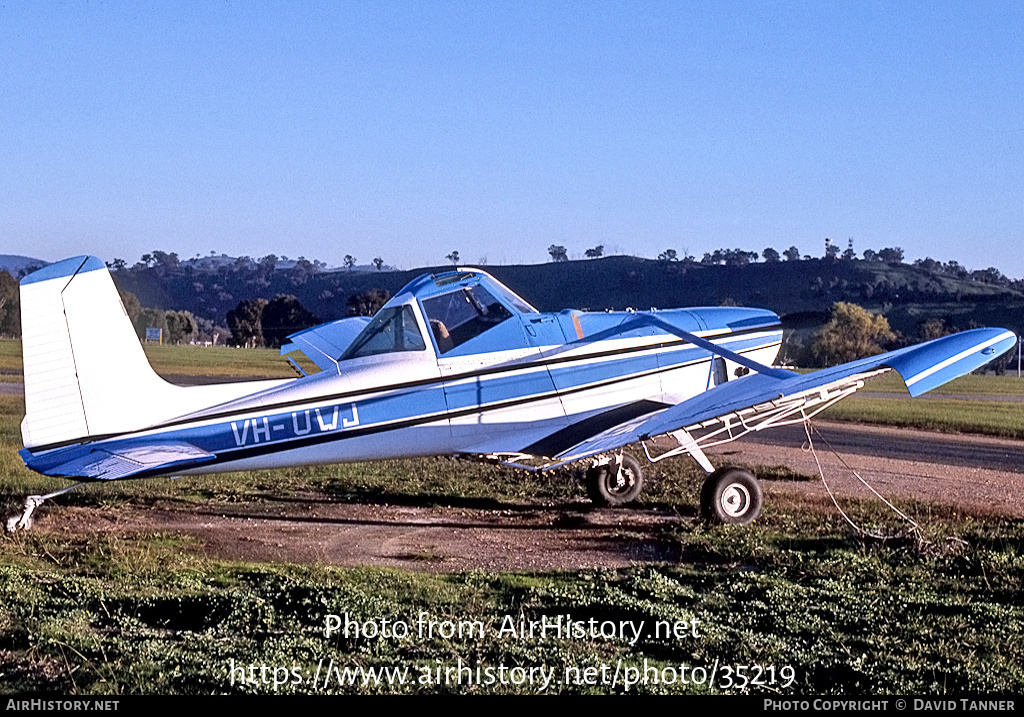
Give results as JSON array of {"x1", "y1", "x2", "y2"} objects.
[
  {"x1": 699, "y1": 466, "x2": 763, "y2": 525},
  {"x1": 585, "y1": 452, "x2": 644, "y2": 507}
]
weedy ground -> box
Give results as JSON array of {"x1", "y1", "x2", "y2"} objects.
[
  {"x1": 0, "y1": 341, "x2": 1022, "y2": 694},
  {"x1": 1, "y1": 497, "x2": 1021, "y2": 694}
]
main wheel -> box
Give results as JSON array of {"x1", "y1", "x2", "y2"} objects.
[
  {"x1": 585, "y1": 453, "x2": 644, "y2": 507},
  {"x1": 699, "y1": 467, "x2": 763, "y2": 525}
]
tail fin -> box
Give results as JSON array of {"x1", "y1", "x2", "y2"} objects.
[{"x1": 20, "y1": 256, "x2": 179, "y2": 449}]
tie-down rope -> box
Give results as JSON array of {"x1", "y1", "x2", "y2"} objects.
[{"x1": 801, "y1": 420, "x2": 921, "y2": 541}]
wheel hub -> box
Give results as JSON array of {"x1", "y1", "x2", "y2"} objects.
[
  {"x1": 720, "y1": 483, "x2": 751, "y2": 517},
  {"x1": 610, "y1": 466, "x2": 632, "y2": 493}
]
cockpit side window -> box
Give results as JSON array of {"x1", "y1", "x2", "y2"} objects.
[
  {"x1": 421, "y1": 285, "x2": 513, "y2": 355},
  {"x1": 341, "y1": 305, "x2": 426, "y2": 359}
]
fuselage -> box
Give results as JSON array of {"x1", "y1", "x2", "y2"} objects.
[{"x1": 22, "y1": 269, "x2": 782, "y2": 480}]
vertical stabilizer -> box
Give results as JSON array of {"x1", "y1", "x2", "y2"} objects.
[{"x1": 20, "y1": 257, "x2": 180, "y2": 449}]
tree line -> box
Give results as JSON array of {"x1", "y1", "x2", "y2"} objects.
[{"x1": 550, "y1": 239, "x2": 1020, "y2": 289}]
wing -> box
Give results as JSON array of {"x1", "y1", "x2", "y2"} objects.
[{"x1": 543, "y1": 326, "x2": 1017, "y2": 468}]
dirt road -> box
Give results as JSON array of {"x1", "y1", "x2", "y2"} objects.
[{"x1": 30, "y1": 421, "x2": 1022, "y2": 572}]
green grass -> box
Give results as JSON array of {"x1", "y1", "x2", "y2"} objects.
[
  {"x1": 0, "y1": 503, "x2": 1021, "y2": 694},
  {"x1": 0, "y1": 340, "x2": 21, "y2": 381},
  {"x1": 2, "y1": 366, "x2": 1023, "y2": 693},
  {"x1": 0, "y1": 339, "x2": 296, "y2": 382},
  {"x1": 858, "y1": 371, "x2": 1024, "y2": 397},
  {"x1": 141, "y1": 343, "x2": 297, "y2": 379},
  {"x1": 821, "y1": 395, "x2": 1024, "y2": 440}
]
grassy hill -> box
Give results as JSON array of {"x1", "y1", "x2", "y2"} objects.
[{"x1": 109, "y1": 256, "x2": 1024, "y2": 340}]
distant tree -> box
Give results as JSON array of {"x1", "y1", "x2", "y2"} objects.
[
  {"x1": 842, "y1": 238, "x2": 856, "y2": 261},
  {"x1": 446, "y1": 251, "x2": 460, "y2": 265},
  {"x1": 165, "y1": 310, "x2": 198, "y2": 344},
  {"x1": 862, "y1": 249, "x2": 880, "y2": 262},
  {"x1": 704, "y1": 248, "x2": 758, "y2": 266},
  {"x1": 585, "y1": 245, "x2": 604, "y2": 259},
  {"x1": 258, "y1": 254, "x2": 278, "y2": 278},
  {"x1": 783, "y1": 246, "x2": 801, "y2": 261},
  {"x1": 288, "y1": 257, "x2": 317, "y2": 285},
  {"x1": 193, "y1": 316, "x2": 227, "y2": 346},
  {"x1": 15, "y1": 263, "x2": 44, "y2": 279},
  {"x1": 262, "y1": 295, "x2": 320, "y2": 348},
  {"x1": 346, "y1": 289, "x2": 391, "y2": 317},
  {"x1": 0, "y1": 270, "x2": 20, "y2": 337},
  {"x1": 344, "y1": 255, "x2": 356, "y2": 271},
  {"x1": 548, "y1": 245, "x2": 568, "y2": 262},
  {"x1": 117, "y1": 290, "x2": 142, "y2": 325},
  {"x1": 233, "y1": 256, "x2": 256, "y2": 273},
  {"x1": 824, "y1": 238, "x2": 839, "y2": 261},
  {"x1": 134, "y1": 308, "x2": 166, "y2": 342},
  {"x1": 106, "y1": 258, "x2": 127, "y2": 272},
  {"x1": 762, "y1": 247, "x2": 781, "y2": 263},
  {"x1": 914, "y1": 257, "x2": 941, "y2": 272},
  {"x1": 226, "y1": 298, "x2": 268, "y2": 348},
  {"x1": 294, "y1": 257, "x2": 317, "y2": 274},
  {"x1": 811, "y1": 302, "x2": 897, "y2": 365},
  {"x1": 971, "y1": 267, "x2": 1009, "y2": 286},
  {"x1": 878, "y1": 247, "x2": 904, "y2": 263},
  {"x1": 373, "y1": 257, "x2": 384, "y2": 271},
  {"x1": 658, "y1": 249, "x2": 678, "y2": 262},
  {"x1": 724, "y1": 249, "x2": 758, "y2": 266},
  {"x1": 918, "y1": 317, "x2": 954, "y2": 341},
  {"x1": 942, "y1": 259, "x2": 968, "y2": 278},
  {"x1": 150, "y1": 250, "x2": 180, "y2": 271}
]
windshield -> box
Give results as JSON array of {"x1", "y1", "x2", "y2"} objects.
[
  {"x1": 421, "y1": 285, "x2": 513, "y2": 354},
  {"x1": 341, "y1": 305, "x2": 426, "y2": 359}
]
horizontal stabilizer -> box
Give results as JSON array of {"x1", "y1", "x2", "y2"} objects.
[
  {"x1": 20, "y1": 441, "x2": 214, "y2": 481},
  {"x1": 280, "y1": 317, "x2": 371, "y2": 371}
]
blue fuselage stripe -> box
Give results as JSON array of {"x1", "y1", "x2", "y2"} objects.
[{"x1": 24, "y1": 330, "x2": 782, "y2": 477}]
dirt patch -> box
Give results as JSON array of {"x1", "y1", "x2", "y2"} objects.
[
  {"x1": 22, "y1": 424, "x2": 1024, "y2": 572},
  {"x1": 39, "y1": 496, "x2": 689, "y2": 572},
  {"x1": 707, "y1": 423, "x2": 1024, "y2": 520}
]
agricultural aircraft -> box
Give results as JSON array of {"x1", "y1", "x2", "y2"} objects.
[{"x1": 8, "y1": 256, "x2": 1017, "y2": 530}]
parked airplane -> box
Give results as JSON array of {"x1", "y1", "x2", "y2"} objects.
[{"x1": 9, "y1": 256, "x2": 1017, "y2": 531}]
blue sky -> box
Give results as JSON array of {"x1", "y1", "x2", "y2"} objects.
[{"x1": 2, "y1": 1, "x2": 1022, "y2": 277}]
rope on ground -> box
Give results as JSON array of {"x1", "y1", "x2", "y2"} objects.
[{"x1": 801, "y1": 420, "x2": 921, "y2": 541}]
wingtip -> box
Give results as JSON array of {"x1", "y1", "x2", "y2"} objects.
[{"x1": 899, "y1": 328, "x2": 1017, "y2": 397}]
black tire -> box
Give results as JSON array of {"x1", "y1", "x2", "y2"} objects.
[
  {"x1": 699, "y1": 467, "x2": 763, "y2": 525},
  {"x1": 585, "y1": 453, "x2": 644, "y2": 507}
]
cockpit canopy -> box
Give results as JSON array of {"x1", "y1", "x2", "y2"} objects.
[
  {"x1": 340, "y1": 305, "x2": 426, "y2": 360},
  {"x1": 339, "y1": 269, "x2": 536, "y2": 361},
  {"x1": 421, "y1": 282, "x2": 513, "y2": 354}
]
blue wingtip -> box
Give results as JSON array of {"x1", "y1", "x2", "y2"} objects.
[{"x1": 889, "y1": 328, "x2": 1018, "y2": 397}]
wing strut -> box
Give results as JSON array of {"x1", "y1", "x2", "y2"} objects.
[
  {"x1": 635, "y1": 369, "x2": 886, "y2": 470},
  {"x1": 659, "y1": 429, "x2": 714, "y2": 473}
]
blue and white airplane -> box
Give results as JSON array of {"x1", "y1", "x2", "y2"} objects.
[{"x1": 9, "y1": 255, "x2": 1018, "y2": 530}]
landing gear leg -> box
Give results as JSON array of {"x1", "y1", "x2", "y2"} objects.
[{"x1": 6, "y1": 482, "x2": 86, "y2": 533}]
